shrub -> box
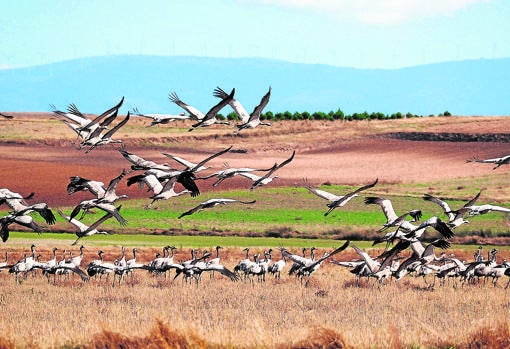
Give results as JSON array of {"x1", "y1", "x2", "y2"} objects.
[
  {"x1": 274, "y1": 112, "x2": 284, "y2": 120},
  {"x1": 332, "y1": 108, "x2": 344, "y2": 120},
  {"x1": 249, "y1": 108, "x2": 428, "y2": 122},
  {"x1": 83, "y1": 320, "x2": 210, "y2": 349},
  {"x1": 436, "y1": 322, "x2": 510, "y2": 349},
  {"x1": 312, "y1": 112, "x2": 326, "y2": 120},
  {"x1": 262, "y1": 111, "x2": 274, "y2": 121},
  {"x1": 226, "y1": 111, "x2": 239, "y2": 121},
  {"x1": 279, "y1": 327, "x2": 351, "y2": 349},
  {"x1": 0, "y1": 338, "x2": 15, "y2": 349}
]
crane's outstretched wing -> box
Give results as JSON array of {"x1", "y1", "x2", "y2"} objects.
[
  {"x1": 79, "y1": 96, "x2": 124, "y2": 131},
  {"x1": 169, "y1": 92, "x2": 205, "y2": 120},
  {"x1": 249, "y1": 86, "x2": 271, "y2": 121},
  {"x1": 252, "y1": 150, "x2": 295, "y2": 189},
  {"x1": 213, "y1": 86, "x2": 250, "y2": 123}
]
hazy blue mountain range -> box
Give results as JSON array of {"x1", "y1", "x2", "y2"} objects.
[{"x1": 1, "y1": 55, "x2": 509, "y2": 116}]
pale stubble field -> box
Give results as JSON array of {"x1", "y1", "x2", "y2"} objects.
[{"x1": 0, "y1": 255, "x2": 509, "y2": 349}]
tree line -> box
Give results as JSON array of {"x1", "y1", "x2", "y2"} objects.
[{"x1": 218, "y1": 109, "x2": 452, "y2": 121}]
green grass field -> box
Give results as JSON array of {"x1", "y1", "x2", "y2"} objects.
[
  {"x1": 5, "y1": 231, "x2": 361, "y2": 249},
  {"x1": 3, "y1": 184, "x2": 509, "y2": 251}
]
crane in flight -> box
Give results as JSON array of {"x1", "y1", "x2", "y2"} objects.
[
  {"x1": 304, "y1": 178, "x2": 378, "y2": 216},
  {"x1": 79, "y1": 111, "x2": 131, "y2": 153},
  {"x1": 131, "y1": 107, "x2": 190, "y2": 127},
  {"x1": 169, "y1": 89, "x2": 235, "y2": 131},
  {"x1": 364, "y1": 196, "x2": 422, "y2": 233},
  {"x1": 241, "y1": 150, "x2": 295, "y2": 190},
  {"x1": 178, "y1": 198, "x2": 256, "y2": 219},
  {"x1": 0, "y1": 112, "x2": 13, "y2": 119},
  {"x1": 422, "y1": 191, "x2": 481, "y2": 229},
  {"x1": 467, "y1": 154, "x2": 510, "y2": 169},
  {"x1": 58, "y1": 209, "x2": 116, "y2": 246},
  {"x1": 213, "y1": 86, "x2": 272, "y2": 130}
]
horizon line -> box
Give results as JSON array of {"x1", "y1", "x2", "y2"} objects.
[{"x1": 1, "y1": 54, "x2": 509, "y2": 72}]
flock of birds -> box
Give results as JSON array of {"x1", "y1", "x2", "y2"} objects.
[
  {"x1": 42, "y1": 85, "x2": 272, "y2": 153},
  {"x1": 2, "y1": 227, "x2": 510, "y2": 288},
  {"x1": 1, "y1": 89, "x2": 509, "y2": 288},
  {"x1": 1, "y1": 87, "x2": 288, "y2": 242},
  {"x1": 2, "y1": 171, "x2": 510, "y2": 288},
  {"x1": 45, "y1": 85, "x2": 273, "y2": 148},
  {"x1": 1, "y1": 241, "x2": 358, "y2": 287}
]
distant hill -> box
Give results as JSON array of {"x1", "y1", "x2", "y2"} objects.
[{"x1": 0, "y1": 55, "x2": 509, "y2": 116}]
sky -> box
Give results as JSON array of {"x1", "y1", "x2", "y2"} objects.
[{"x1": 1, "y1": 0, "x2": 509, "y2": 70}]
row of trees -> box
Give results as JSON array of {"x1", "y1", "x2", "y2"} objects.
[{"x1": 218, "y1": 109, "x2": 452, "y2": 121}]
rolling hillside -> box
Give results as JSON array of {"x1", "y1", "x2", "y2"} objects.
[{"x1": 1, "y1": 55, "x2": 509, "y2": 116}]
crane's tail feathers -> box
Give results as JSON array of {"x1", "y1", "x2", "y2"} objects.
[
  {"x1": 126, "y1": 174, "x2": 145, "y2": 187},
  {"x1": 408, "y1": 209, "x2": 422, "y2": 222},
  {"x1": 432, "y1": 239, "x2": 451, "y2": 250},
  {"x1": 364, "y1": 197, "x2": 381, "y2": 205},
  {"x1": 436, "y1": 220, "x2": 455, "y2": 239}
]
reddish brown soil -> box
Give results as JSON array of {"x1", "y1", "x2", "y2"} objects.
[{"x1": 0, "y1": 115, "x2": 509, "y2": 207}]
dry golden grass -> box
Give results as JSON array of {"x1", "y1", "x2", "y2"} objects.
[
  {"x1": 3, "y1": 113, "x2": 509, "y2": 150},
  {"x1": 81, "y1": 319, "x2": 210, "y2": 349},
  {"x1": 0, "y1": 246, "x2": 508, "y2": 349}
]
